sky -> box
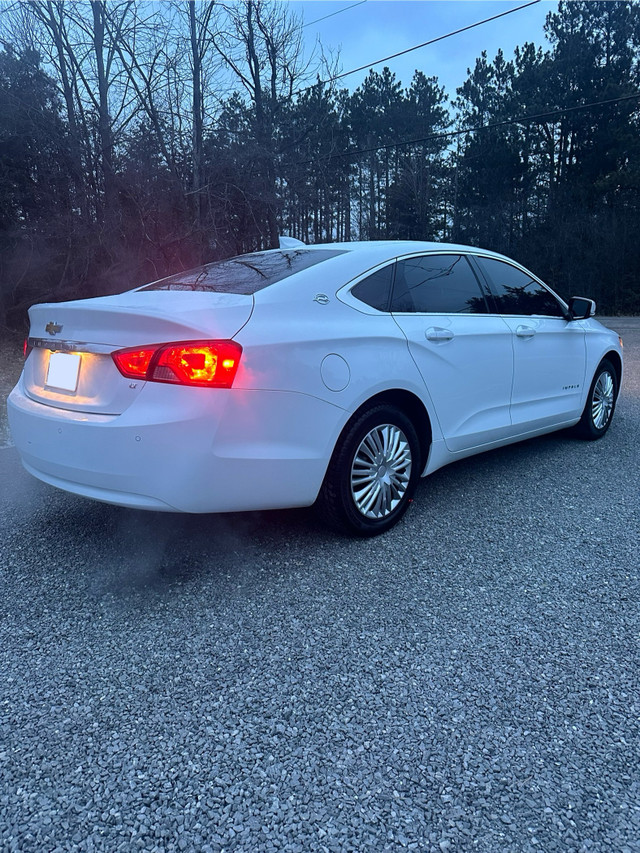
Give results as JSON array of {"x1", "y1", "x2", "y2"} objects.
[{"x1": 287, "y1": 0, "x2": 557, "y2": 98}]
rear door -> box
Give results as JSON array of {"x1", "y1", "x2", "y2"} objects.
[
  {"x1": 474, "y1": 256, "x2": 587, "y2": 428},
  {"x1": 390, "y1": 253, "x2": 514, "y2": 452}
]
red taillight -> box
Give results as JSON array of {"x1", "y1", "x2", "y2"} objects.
[
  {"x1": 23, "y1": 339, "x2": 33, "y2": 360},
  {"x1": 112, "y1": 341, "x2": 242, "y2": 388},
  {"x1": 112, "y1": 347, "x2": 156, "y2": 378}
]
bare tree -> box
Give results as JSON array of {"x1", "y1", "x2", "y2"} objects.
[
  {"x1": 21, "y1": 1, "x2": 140, "y2": 223},
  {"x1": 207, "y1": 0, "x2": 309, "y2": 247}
]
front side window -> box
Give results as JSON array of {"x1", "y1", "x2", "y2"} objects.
[
  {"x1": 390, "y1": 254, "x2": 489, "y2": 314},
  {"x1": 477, "y1": 257, "x2": 565, "y2": 317},
  {"x1": 140, "y1": 249, "x2": 346, "y2": 295}
]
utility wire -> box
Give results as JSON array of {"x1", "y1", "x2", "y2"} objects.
[
  {"x1": 302, "y1": 1, "x2": 367, "y2": 29},
  {"x1": 300, "y1": 91, "x2": 640, "y2": 164},
  {"x1": 213, "y1": 0, "x2": 541, "y2": 134},
  {"x1": 304, "y1": 0, "x2": 541, "y2": 91}
]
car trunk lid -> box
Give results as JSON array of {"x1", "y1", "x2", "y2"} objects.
[{"x1": 23, "y1": 291, "x2": 253, "y2": 415}]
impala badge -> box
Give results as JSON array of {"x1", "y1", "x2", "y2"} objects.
[
  {"x1": 314, "y1": 293, "x2": 330, "y2": 305},
  {"x1": 45, "y1": 322, "x2": 63, "y2": 335}
]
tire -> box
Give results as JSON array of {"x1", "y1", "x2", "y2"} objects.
[
  {"x1": 573, "y1": 358, "x2": 618, "y2": 440},
  {"x1": 317, "y1": 403, "x2": 422, "y2": 536}
]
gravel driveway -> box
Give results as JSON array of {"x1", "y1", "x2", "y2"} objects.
[{"x1": 1, "y1": 320, "x2": 638, "y2": 852}]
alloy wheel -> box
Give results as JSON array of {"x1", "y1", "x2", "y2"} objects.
[
  {"x1": 350, "y1": 423, "x2": 412, "y2": 519},
  {"x1": 592, "y1": 371, "x2": 615, "y2": 430}
]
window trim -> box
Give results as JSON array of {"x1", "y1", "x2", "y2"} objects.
[
  {"x1": 338, "y1": 260, "x2": 398, "y2": 315},
  {"x1": 388, "y1": 251, "x2": 493, "y2": 316},
  {"x1": 341, "y1": 250, "x2": 569, "y2": 319},
  {"x1": 349, "y1": 261, "x2": 396, "y2": 313},
  {"x1": 470, "y1": 254, "x2": 570, "y2": 320}
]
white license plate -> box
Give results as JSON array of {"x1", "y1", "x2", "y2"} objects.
[{"x1": 46, "y1": 352, "x2": 81, "y2": 392}]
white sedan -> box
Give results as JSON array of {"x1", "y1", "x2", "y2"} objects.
[{"x1": 8, "y1": 241, "x2": 623, "y2": 535}]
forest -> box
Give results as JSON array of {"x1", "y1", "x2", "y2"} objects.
[{"x1": 1, "y1": 0, "x2": 639, "y2": 331}]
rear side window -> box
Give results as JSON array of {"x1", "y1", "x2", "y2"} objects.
[
  {"x1": 351, "y1": 264, "x2": 394, "y2": 311},
  {"x1": 477, "y1": 257, "x2": 565, "y2": 317},
  {"x1": 140, "y1": 249, "x2": 346, "y2": 295},
  {"x1": 391, "y1": 254, "x2": 489, "y2": 314}
]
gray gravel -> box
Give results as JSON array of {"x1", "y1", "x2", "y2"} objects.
[{"x1": 1, "y1": 320, "x2": 639, "y2": 852}]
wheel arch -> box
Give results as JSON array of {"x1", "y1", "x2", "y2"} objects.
[
  {"x1": 602, "y1": 350, "x2": 622, "y2": 394},
  {"x1": 346, "y1": 389, "x2": 432, "y2": 472}
]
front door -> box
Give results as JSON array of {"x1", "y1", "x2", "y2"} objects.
[{"x1": 475, "y1": 256, "x2": 587, "y2": 428}]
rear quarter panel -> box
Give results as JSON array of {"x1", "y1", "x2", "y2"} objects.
[{"x1": 233, "y1": 296, "x2": 443, "y2": 443}]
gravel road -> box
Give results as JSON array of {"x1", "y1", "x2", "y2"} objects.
[{"x1": 1, "y1": 320, "x2": 638, "y2": 852}]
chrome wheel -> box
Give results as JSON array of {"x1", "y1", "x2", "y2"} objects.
[
  {"x1": 351, "y1": 423, "x2": 412, "y2": 519},
  {"x1": 574, "y1": 358, "x2": 618, "y2": 441},
  {"x1": 318, "y1": 403, "x2": 422, "y2": 536},
  {"x1": 591, "y1": 371, "x2": 615, "y2": 429}
]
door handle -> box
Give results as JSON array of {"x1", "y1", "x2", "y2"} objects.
[
  {"x1": 516, "y1": 325, "x2": 536, "y2": 338},
  {"x1": 426, "y1": 328, "x2": 454, "y2": 342}
]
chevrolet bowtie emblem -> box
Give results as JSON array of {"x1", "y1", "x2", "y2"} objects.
[{"x1": 45, "y1": 322, "x2": 63, "y2": 335}]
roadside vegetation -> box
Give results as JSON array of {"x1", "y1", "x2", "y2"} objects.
[{"x1": 1, "y1": 0, "x2": 639, "y2": 331}]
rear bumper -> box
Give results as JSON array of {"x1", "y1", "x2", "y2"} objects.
[{"x1": 7, "y1": 380, "x2": 346, "y2": 513}]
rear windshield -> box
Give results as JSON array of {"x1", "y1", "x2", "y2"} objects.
[{"x1": 140, "y1": 249, "x2": 346, "y2": 295}]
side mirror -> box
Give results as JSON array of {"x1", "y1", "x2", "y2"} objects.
[{"x1": 567, "y1": 296, "x2": 596, "y2": 321}]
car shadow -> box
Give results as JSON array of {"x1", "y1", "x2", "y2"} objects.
[
  {"x1": 5, "y1": 423, "x2": 620, "y2": 603},
  {"x1": 20, "y1": 492, "x2": 331, "y2": 599}
]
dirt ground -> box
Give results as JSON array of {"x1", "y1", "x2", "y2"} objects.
[{"x1": 0, "y1": 335, "x2": 25, "y2": 448}]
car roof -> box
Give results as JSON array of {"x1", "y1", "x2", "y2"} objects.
[
  {"x1": 254, "y1": 240, "x2": 517, "y2": 302},
  {"x1": 289, "y1": 240, "x2": 510, "y2": 261}
]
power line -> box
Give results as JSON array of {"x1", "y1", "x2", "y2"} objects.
[
  {"x1": 302, "y1": 1, "x2": 367, "y2": 29},
  {"x1": 212, "y1": 0, "x2": 541, "y2": 134},
  {"x1": 305, "y1": 0, "x2": 541, "y2": 91},
  {"x1": 300, "y1": 91, "x2": 640, "y2": 164}
]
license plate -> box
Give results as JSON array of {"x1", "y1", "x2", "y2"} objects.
[{"x1": 46, "y1": 352, "x2": 81, "y2": 392}]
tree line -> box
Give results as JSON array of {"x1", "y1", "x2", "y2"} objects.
[{"x1": 1, "y1": 0, "x2": 639, "y2": 331}]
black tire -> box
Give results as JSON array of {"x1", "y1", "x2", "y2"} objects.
[
  {"x1": 317, "y1": 403, "x2": 422, "y2": 536},
  {"x1": 573, "y1": 358, "x2": 618, "y2": 440}
]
